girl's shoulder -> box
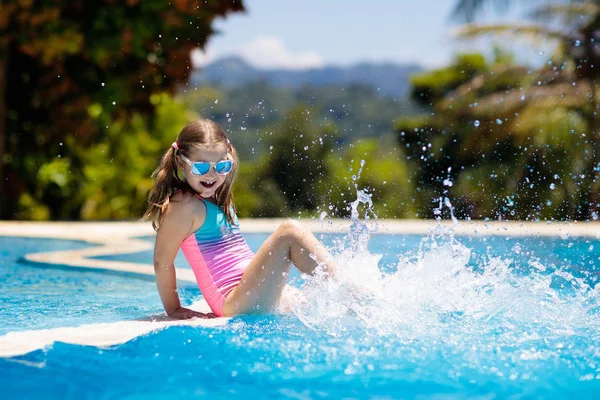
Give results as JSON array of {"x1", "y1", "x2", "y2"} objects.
[
  {"x1": 170, "y1": 190, "x2": 195, "y2": 203},
  {"x1": 165, "y1": 191, "x2": 207, "y2": 225}
]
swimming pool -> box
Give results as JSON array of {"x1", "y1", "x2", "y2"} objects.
[{"x1": 1, "y1": 226, "x2": 599, "y2": 399}]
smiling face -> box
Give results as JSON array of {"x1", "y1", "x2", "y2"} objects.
[{"x1": 177, "y1": 144, "x2": 230, "y2": 199}]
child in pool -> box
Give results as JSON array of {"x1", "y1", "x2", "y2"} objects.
[{"x1": 144, "y1": 119, "x2": 336, "y2": 319}]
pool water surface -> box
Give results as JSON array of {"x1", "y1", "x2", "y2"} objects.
[{"x1": 1, "y1": 228, "x2": 599, "y2": 399}]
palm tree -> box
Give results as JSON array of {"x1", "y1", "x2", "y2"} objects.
[
  {"x1": 452, "y1": 0, "x2": 593, "y2": 22},
  {"x1": 451, "y1": 0, "x2": 600, "y2": 219}
]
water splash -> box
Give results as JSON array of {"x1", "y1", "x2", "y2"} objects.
[
  {"x1": 293, "y1": 174, "x2": 600, "y2": 352},
  {"x1": 346, "y1": 159, "x2": 378, "y2": 254}
]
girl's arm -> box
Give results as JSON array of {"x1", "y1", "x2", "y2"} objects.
[{"x1": 154, "y1": 199, "x2": 209, "y2": 319}]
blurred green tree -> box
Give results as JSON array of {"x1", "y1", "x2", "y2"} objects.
[
  {"x1": 396, "y1": 48, "x2": 596, "y2": 220},
  {"x1": 450, "y1": 0, "x2": 600, "y2": 219},
  {"x1": 263, "y1": 106, "x2": 339, "y2": 213},
  {"x1": 0, "y1": 0, "x2": 244, "y2": 219},
  {"x1": 319, "y1": 137, "x2": 415, "y2": 219}
]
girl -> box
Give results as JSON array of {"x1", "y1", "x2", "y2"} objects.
[{"x1": 144, "y1": 119, "x2": 336, "y2": 319}]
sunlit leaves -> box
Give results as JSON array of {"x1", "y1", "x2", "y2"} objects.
[{"x1": 1, "y1": 0, "x2": 245, "y2": 219}]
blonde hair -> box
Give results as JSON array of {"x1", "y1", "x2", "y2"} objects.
[{"x1": 144, "y1": 119, "x2": 239, "y2": 230}]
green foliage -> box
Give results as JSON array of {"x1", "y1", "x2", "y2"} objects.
[
  {"x1": 15, "y1": 193, "x2": 50, "y2": 221},
  {"x1": 410, "y1": 53, "x2": 487, "y2": 105},
  {"x1": 319, "y1": 138, "x2": 415, "y2": 218},
  {"x1": 79, "y1": 94, "x2": 196, "y2": 220},
  {"x1": 0, "y1": 0, "x2": 244, "y2": 219},
  {"x1": 263, "y1": 106, "x2": 339, "y2": 212},
  {"x1": 38, "y1": 159, "x2": 72, "y2": 190},
  {"x1": 224, "y1": 104, "x2": 416, "y2": 219},
  {"x1": 397, "y1": 47, "x2": 599, "y2": 221},
  {"x1": 13, "y1": 92, "x2": 197, "y2": 220}
]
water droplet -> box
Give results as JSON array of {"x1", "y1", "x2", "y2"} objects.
[
  {"x1": 214, "y1": 99, "x2": 219, "y2": 104},
  {"x1": 550, "y1": 183, "x2": 556, "y2": 190},
  {"x1": 474, "y1": 120, "x2": 480, "y2": 127},
  {"x1": 496, "y1": 119, "x2": 503, "y2": 125}
]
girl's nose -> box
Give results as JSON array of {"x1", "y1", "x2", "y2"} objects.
[{"x1": 205, "y1": 167, "x2": 218, "y2": 178}]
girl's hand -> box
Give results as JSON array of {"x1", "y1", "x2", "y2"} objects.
[{"x1": 168, "y1": 307, "x2": 216, "y2": 320}]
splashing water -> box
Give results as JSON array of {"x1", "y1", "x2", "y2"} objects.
[{"x1": 292, "y1": 166, "x2": 600, "y2": 375}]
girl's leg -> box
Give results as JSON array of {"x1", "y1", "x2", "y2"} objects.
[{"x1": 222, "y1": 220, "x2": 336, "y2": 316}]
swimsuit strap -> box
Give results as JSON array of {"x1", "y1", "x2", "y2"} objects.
[{"x1": 193, "y1": 193, "x2": 221, "y2": 216}]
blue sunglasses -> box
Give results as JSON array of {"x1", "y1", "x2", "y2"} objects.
[{"x1": 179, "y1": 153, "x2": 234, "y2": 176}]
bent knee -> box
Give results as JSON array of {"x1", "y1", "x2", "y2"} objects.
[{"x1": 275, "y1": 220, "x2": 305, "y2": 241}]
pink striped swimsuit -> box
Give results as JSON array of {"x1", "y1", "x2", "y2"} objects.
[{"x1": 180, "y1": 198, "x2": 255, "y2": 316}]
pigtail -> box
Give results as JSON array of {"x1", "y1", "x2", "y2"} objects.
[
  {"x1": 215, "y1": 140, "x2": 239, "y2": 226},
  {"x1": 143, "y1": 146, "x2": 184, "y2": 231}
]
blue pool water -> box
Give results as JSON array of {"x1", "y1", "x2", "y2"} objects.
[
  {"x1": 1, "y1": 226, "x2": 599, "y2": 399},
  {"x1": 0, "y1": 237, "x2": 200, "y2": 335}
]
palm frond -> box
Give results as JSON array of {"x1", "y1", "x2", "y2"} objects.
[
  {"x1": 454, "y1": 22, "x2": 570, "y2": 42},
  {"x1": 451, "y1": 0, "x2": 517, "y2": 22},
  {"x1": 450, "y1": 0, "x2": 593, "y2": 22},
  {"x1": 531, "y1": 2, "x2": 600, "y2": 19},
  {"x1": 441, "y1": 80, "x2": 594, "y2": 117}
]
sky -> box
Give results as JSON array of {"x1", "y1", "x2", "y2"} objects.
[{"x1": 192, "y1": 0, "x2": 556, "y2": 70}]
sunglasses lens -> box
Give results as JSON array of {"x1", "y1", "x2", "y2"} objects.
[
  {"x1": 215, "y1": 161, "x2": 233, "y2": 174},
  {"x1": 192, "y1": 163, "x2": 211, "y2": 175}
]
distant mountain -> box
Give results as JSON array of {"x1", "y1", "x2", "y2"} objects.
[{"x1": 189, "y1": 57, "x2": 423, "y2": 97}]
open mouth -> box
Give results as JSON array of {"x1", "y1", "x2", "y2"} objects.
[{"x1": 200, "y1": 181, "x2": 216, "y2": 189}]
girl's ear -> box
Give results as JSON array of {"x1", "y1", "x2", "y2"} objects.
[{"x1": 174, "y1": 154, "x2": 184, "y2": 170}]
